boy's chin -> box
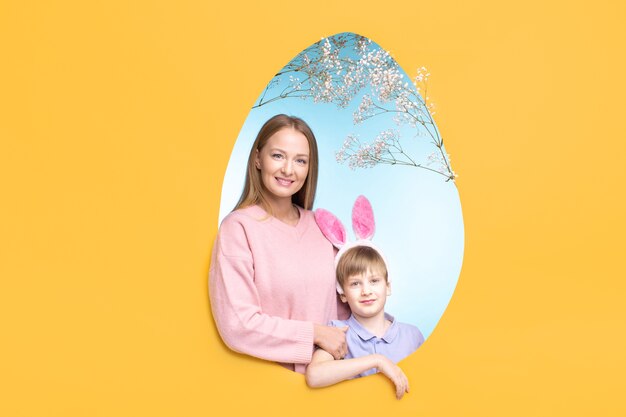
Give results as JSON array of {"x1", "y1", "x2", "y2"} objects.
[{"x1": 351, "y1": 308, "x2": 385, "y2": 320}]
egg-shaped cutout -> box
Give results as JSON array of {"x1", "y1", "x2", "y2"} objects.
[{"x1": 218, "y1": 32, "x2": 463, "y2": 345}]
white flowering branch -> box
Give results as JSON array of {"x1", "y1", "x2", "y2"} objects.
[
  {"x1": 351, "y1": 67, "x2": 455, "y2": 180},
  {"x1": 254, "y1": 34, "x2": 375, "y2": 109},
  {"x1": 253, "y1": 33, "x2": 456, "y2": 181}
]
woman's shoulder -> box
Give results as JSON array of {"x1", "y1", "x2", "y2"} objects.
[
  {"x1": 215, "y1": 206, "x2": 271, "y2": 257},
  {"x1": 221, "y1": 205, "x2": 269, "y2": 227},
  {"x1": 216, "y1": 205, "x2": 272, "y2": 243}
]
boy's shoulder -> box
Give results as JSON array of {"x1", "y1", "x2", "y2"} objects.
[
  {"x1": 329, "y1": 315, "x2": 421, "y2": 336},
  {"x1": 394, "y1": 320, "x2": 424, "y2": 340},
  {"x1": 328, "y1": 319, "x2": 350, "y2": 328},
  {"x1": 389, "y1": 317, "x2": 425, "y2": 349}
]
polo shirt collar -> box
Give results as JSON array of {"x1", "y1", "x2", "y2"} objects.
[{"x1": 347, "y1": 313, "x2": 398, "y2": 343}]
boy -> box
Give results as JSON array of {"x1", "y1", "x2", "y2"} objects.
[{"x1": 305, "y1": 245, "x2": 424, "y2": 399}]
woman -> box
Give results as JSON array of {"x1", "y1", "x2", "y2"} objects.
[{"x1": 209, "y1": 114, "x2": 348, "y2": 373}]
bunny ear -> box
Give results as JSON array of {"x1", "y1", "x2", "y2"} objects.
[
  {"x1": 314, "y1": 208, "x2": 347, "y2": 248},
  {"x1": 352, "y1": 195, "x2": 375, "y2": 240}
]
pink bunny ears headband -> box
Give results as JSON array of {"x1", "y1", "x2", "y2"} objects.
[{"x1": 314, "y1": 195, "x2": 389, "y2": 294}]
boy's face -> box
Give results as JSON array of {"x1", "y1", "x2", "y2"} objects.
[{"x1": 340, "y1": 268, "x2": 391, "y2": 320}]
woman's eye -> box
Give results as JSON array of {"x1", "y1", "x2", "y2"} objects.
[
  {"x1": 296, "y1": 158, "x2": 308, "y2": 165},
  {"x1": 271, "y1": 153, "x2": 284, "y2": 160}
]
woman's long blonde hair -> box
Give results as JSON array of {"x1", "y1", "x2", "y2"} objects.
[{"x1": 234, "y1": 114, "x2": 319, "y2": 213}]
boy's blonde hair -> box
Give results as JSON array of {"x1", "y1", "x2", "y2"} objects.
[{"x1": 336, "y1": 246, "x2": 388, "y2": 289}]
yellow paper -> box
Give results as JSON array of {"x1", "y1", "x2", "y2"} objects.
[{"x1": 1, "y1": 1, "x2": 624, "y2": 416}]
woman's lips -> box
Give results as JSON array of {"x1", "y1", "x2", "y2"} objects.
[{"x1": 275, "y1": 177, "x2": 294, "y2": 187}]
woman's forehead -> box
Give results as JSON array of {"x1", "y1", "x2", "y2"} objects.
[{"x1": 265, "y1": 128, "x2": 309, "y2": 153}]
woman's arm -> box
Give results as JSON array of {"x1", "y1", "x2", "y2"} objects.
[
  {"x1": 305, "y1": 349, "x2": 410, "y2": 399},
  {"x1": 210, "y1": 240, "x2": 310, "y2": 363},
  {"x1": 314, "y1": 324, "x2": 348, "y2": 360},
  {"x1": 209, "y1": 216, "x2": 346, "y2": 364}
]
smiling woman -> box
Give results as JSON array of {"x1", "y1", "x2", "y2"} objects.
[{"x1": 209, "y1": 114, "x2": 350, "y2": 374}]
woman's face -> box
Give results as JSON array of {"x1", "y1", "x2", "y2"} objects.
[{"x1": 255, "y1": 127, "x2": 310, "y2": 205}]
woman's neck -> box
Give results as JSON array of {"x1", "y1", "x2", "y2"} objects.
[
  {"x1": 265, "y1": 196, "x2": 299, "y2": 225},
  {"x1": 353, "y1": 311, "x2": 390, "y2": 338}
]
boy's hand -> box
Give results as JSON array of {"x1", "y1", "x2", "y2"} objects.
[
  {"x1": 376, "y1": 355, "x2": 410, "y2": 399},
  {"x1": 313, "y1": 324, "x2": 348, "y2": 359}
]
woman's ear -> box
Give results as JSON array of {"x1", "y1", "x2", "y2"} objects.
[{"x1": 254, "y1": 149, "x2": 261, "y2": 169}]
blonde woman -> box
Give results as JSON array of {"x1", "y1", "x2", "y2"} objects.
[{"x1": 209, "y1": 114, "x2": 348, "y2": 373}]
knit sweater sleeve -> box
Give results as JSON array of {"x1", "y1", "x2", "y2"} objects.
[{"x1": 208, "y1": 214, "x2": 314, "y2": 364}]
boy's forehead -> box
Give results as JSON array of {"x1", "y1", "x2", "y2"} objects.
[{"x1": 348, "y1": 267, "x2": 387, "y2": 279}]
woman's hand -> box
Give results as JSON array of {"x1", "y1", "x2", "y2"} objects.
[
  {"x1": 376, "y1": 355, "x2": 410, "y2": 399},
  {"x1": 313, "y1": 324, "x2": 348, "y2": 360}
]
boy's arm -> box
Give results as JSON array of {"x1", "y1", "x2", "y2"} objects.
[
  {"x1": 305, "y1": 348, "x2": 379, "y2": 388},
  {"x1": 305, "y1": 349, "x2": 410, "y2": 399}
]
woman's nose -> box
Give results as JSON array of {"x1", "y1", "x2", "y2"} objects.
[{"x1": 281, "y1": 160, "x2": 293, "y2": 175}]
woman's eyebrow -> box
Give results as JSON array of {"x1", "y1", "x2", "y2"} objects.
[{"x1": 269, "y1": 147, "x2": 309, "y2": 157}]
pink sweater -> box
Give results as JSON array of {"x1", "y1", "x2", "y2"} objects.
[{"x1": 209, "y1": 205, "x2": 342, "y2": 374}]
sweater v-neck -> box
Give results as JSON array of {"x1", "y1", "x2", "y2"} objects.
[{"x1": 248, "y1": 204, "x2": 309, "y2": 237}]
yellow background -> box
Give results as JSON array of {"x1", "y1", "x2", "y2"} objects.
[{"x1": 1, "y1": 0, "x2": 625, "y2": 416}]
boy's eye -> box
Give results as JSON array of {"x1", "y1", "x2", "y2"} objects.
[
  {"x1": 371, "y1": 279, "x2": 380, "y2": 284},
  {"x1": 350, "y1": 281, "x2": 360, "y2": 287}
]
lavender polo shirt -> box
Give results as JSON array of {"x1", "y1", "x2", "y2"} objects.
[{"x1": 330, "y1": 313, "x2": 424, "y2": 377}]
